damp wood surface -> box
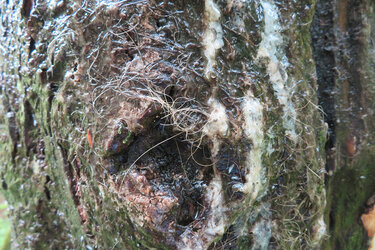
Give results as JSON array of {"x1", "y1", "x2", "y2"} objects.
[{"x1": 0, "y1": 0, "x2": 375, "y2": 249}]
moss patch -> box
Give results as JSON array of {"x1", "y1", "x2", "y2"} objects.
[{"x1": 325, "y1": 147, "x2": 375, "y2": 249}]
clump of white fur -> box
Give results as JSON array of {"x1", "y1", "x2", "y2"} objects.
[
  {"x1": 202, "y1": 0, "x2": 224, "y2": 79},
  {"x1": 242, "y1": 93, "x2": 266, "y2": 200},
  {"x1": 257, "y1": 0, "x2": 297, "y2": 143},
  {"x1": 202, "y1": 97, "x2": 229, "y2": 156}
]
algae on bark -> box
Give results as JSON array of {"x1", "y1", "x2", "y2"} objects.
[{"x1": 1, "y1": 0, "x2": 374, "y2": 249}]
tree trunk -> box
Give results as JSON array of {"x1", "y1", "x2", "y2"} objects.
[{"x1": 0, "y1": 0, "x2": 374, "y2": 249}]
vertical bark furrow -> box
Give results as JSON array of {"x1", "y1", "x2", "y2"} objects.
[{"x1": 311, "y1": 0, "x2": 336, "y2": 175}]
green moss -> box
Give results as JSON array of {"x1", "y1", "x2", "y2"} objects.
[
  {"x1": 123, "y1": 132, "x2": 133, "y2": 144},
  {"x1": 238, "y1": 235, "x2": 253, "y2": 250},
  {"x1": 118, "y1": 123, "x2": 124, "y2": 134},
  {"x1": 324, "y1": 147, "x2": 375, "y2": 249}
]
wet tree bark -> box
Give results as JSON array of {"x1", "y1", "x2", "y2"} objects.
[
  {"x1": 312, "y1": 0, "x2": 375, "y2": 249},
  {"x1": 0, "y1": 0, "x2": 374, "y2": 249}
]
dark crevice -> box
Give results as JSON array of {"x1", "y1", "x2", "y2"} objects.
[
  {"x1": 1, "y1": 175, "x2": 7, "y2": 190},
  {"x1": 39, "y1": 68, "x2": 48, "y2": 85},
  {"x1": 329, "y1": 210, "x2": 335, "y2": 231},
  {"x1": 21, "y1": 0, "x2": 34, "y2": 18},
  {"x1": 61, "y1": 148, "x2": 79, "y2": 206},
  {"x1": 48, "y1": 61, "x2": 66, "y2": 83},
  {"x1": 208, "y1": 225, "x2": 238, "y2": 250},
  {"x1": 59, "y1": 144, "x2": 85, "y2": 224},
  {"x1": 216, "y1": 139, "x2": 249, "y2": 201},
  {"x1": 1, "y1": 89, "x2": 20, "y2": 162},
  {"x1": 28, "y1": 37, "x2": 35, "y2": 57},
  {"x1": 44, "y1": 175, "x2": 51, "y2": 200},
  {"x1": 311, "y1": 0, "x2": 336, "y2": 175},
  {"x1": 46, "y1": 82, "x2": 59, "y2": 136},
  {"x1": 23, "y1": 100, "x2": 36, "y2": 156}
]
